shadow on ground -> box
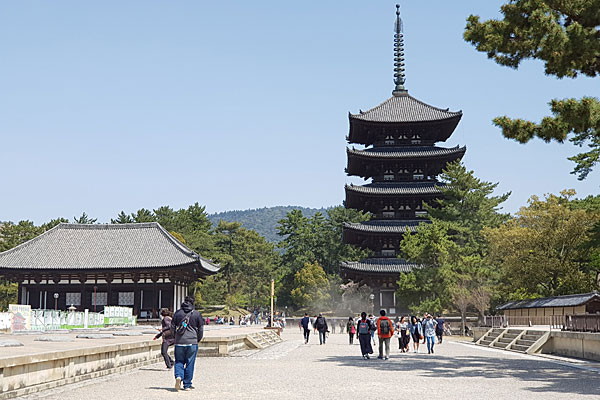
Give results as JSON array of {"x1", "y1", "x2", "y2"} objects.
[
  {"x1": 318, "y1": 352, "x2": 599, "y2": 396},
  {"x1": 148, "y1": 387, "x2": 178, "y2": 392},
  {"x1": 139, "y1": 367, "x2": 170, "y2": 372}
]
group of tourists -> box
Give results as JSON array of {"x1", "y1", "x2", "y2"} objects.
[
  {"x1": 156, "y1": 298, "x2": 450, "y2": 391},
  {"x1": 348, "y1": 310, "x2": 395, "y2": 359},
  {"x1": 344, "y1": 311, "x2": 446, "y2": 358},
  {"x1": 299, "y1": 313, "x2": 329, "y2": 344}
]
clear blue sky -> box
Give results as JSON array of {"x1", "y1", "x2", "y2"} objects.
[{"x1": 1, "y1": 1, "x2": 598, "y2": 224}]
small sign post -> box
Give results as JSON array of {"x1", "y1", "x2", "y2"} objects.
[{"x1": 270, "y1": 279, "x2": 274, "y2": 327}]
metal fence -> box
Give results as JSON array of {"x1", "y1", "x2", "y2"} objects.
[
  {"x1": 6, "y1": 304, "x2": 136, "y2": 332},
  {"x1": 30, "y1": 309, "x2": 105, "y2": 330}
]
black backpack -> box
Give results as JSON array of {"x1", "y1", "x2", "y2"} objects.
[{"x1": 379, "y1": 318, "x2": 390, "y2": 335}]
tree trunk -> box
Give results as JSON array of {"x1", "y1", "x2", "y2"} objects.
[{"x1": 461, "y1": 309, "x2": 467, "y2": 337}]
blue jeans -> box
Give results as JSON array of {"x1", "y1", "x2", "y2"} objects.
[
  {"x1": 426, "y1": 335, "x2": 435, "y2": 353},
  {"x1": 174, "y1": 344, "x2": 198, "y2": 388},
  {"x1": 319, "y1": 330, "x2": 326, "y2": 344}
]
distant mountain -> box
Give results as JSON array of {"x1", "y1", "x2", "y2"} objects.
[{"x1": 208, "y1": 206, "x2": 330, "y2": 242}]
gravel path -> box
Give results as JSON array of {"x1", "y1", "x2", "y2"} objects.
[{"x1": 23, "y1": 333, "x2": 600, "y2": 399}]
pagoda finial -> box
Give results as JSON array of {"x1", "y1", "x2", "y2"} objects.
[{"x1": 392, "y1": 4, "x2": 407, "y2": 96}]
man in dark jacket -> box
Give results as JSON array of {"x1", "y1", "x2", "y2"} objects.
[
  {"x1": 170, "y1": 296, "x2": 204, "y2": 391},
  {"x1": 300, "y1": 313, "x2": 311, "y2": 344},
  {"x1": 314, "y1": 313, "x2": 328, "y2": 345}
]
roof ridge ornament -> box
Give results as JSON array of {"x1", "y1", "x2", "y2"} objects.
[{"x1": 392, "y1": 4, "x2": 408, "y2": 96}]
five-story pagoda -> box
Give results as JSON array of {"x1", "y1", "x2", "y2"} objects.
[{"x1": 341, "y1": 5, "x2": 466, "y2": 316}]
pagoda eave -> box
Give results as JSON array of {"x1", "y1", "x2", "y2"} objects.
[
  {"x1": 345, "y1": 146, "x2": 466, "y2": 177},
  {"x1": 340, "y1": 258, "x2": 420, "y2": 275},
  {"x1": 348, "y1": 114, "x2": 462, "y2": 146}
]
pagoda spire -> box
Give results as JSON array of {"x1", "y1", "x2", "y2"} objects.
[{"x1": 392, "y1": 4, "x2": 407, "y2": 96}]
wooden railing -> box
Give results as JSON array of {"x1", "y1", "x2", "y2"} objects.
[
  {"x1": 563, "y1": 314, "x2": 600, "y2": 332},
  {"x1": 481, "y1": 314, "x2": 600, "y2": 332}
]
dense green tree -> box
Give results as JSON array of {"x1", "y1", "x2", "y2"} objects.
[
  {"x1": 0, "y1": 221, "x2": 44, "y2": 252},
  {"x1": 131, "y1": 208, "x2": 155, "y2": 223},
  {"x1": 277, "y1": 206, "x2": 370, "y2": 275},
  {"x1": 196, "y1": 275, "x2": 226, "y2": 305},
  {"x1": 276, "y1": 206, "x2": 369, "y2": 307},
  {"x1": 290, "y1": 261, "x2": 330, "y2": 311},
  {"x1": 464, "y1": 0, "x2": 600, "y2": 179},
  {"x1": 198, "y1": 221, "x2": 279, "y2": 309},
  {"x1": 73, "y1": 212, "x2": 97, "y2": 224},
  {"x1": 485, "y1": 190, "x2": 600, "y2": 299},
  {"x1": 113, "y1": 204, "x2": 215, "y2": 257},
  {"x1": 41, "y1": 218, "x2": 69, "y2": 230},
  {"x1": 398, "y1": 162, "x2": 510, "y2": 332},
  {"x1": 111, "y1": 211, "x2": 133, "y2": 224}
]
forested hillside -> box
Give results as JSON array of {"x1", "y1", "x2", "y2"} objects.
[{"x1": 208, "y1": 206, "x2": 329, "y2": 242}]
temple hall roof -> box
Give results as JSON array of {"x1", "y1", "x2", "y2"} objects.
[
  {"x1": 347, "y1": 145, "x2": 466, "y2": 159},
  {"x1": 0, "y1": 222, "x2": 219, "y2": 272},
  {"x1": 496, "y1": 292, "x2": 600, "y2": 311},
  {"x1": 341, "y1": 257, "x2": 420, "y2": 274},
  {"x1": 345, "y1": 182, "x2": 442, "y2": 196},
  {"x1": 350, "y1": 93, "x2": 462, "y2": 123}
]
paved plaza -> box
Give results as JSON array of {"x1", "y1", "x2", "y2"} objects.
[{"x1": 21, "y1": 331, "x2": 600, "y2": 400}]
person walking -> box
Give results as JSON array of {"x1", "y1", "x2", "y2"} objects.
[
  {"x1": 356, "y1": 312, "x2": 374, "y2": 359},
  {"x1": 171, "y1": 295, "x2": 204, "y2": 391},
  {"x1": 154, "y1": 308, "x2": 175, "y2": 369},
  {"x1": 435, "y1": 315, "x2": 445, "y2": 344},
  {"x1": 300, "y1": 313, "x2": 312, "y2": 344},
  {"x1": 423, "y1": 314, "x2": 437, "y2": 354},
  {"x1": 376, "y1": 309, "x2": 394, "y2": 360},
  {"x1": 409, "y1": 316, "x2": 423, "y2": 353},
  {"x1": 314, "y1": 313, "x2": 328, "y2": 345},
  {"x1": 346, "y1": 317, "x2": 356, "y2": 344},
  {"x1": 368, "y1": 314, "x2": 377, "y2": 346},
  {"x1": 397, "y1": 316, "x2": 410, "y2": 352}
]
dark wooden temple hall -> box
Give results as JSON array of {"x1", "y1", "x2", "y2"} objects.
[
  {"x1": 0, "y1": 223, "x2": 219, "y2": 318},
  {"x1": 341, "y1": 5, "x2": 466, "y2": 316}
]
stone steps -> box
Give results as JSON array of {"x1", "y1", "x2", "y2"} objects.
[
  {"x1": 509, "y1": 344, "x2": 530, "y2": 353},
  {"x1": 477, "y1": 327, "x2": 549, "y2": 354},
  {"x1": 247, "y1": 330, "x2": 283, "y2": 349}
]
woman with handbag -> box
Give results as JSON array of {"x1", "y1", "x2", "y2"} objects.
[
  {"x1": 408, "y1": 316, "x2": 423, "y2": 353},
  {"x1": 346, "y1": 317, "x2": 355, "y2": 344},
  {"x1": 154, "y1": 308, "x2": 175, "y2": 369}
]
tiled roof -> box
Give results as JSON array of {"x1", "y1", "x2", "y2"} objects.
[
  {"x1": 0, "y1": 223, "x2": 219, "y2": 272},
  {"x1": 341, "y1": 258, "x2": 420, "y2": 273},
  {"x1": 350, "y1": 93, "x2": 462, "y2": 123},
  {"x1": 343, "y1": 220, "x2": 427, "y2": 234},
  {"x1": 345, "y1": 182, "x2": 442, "y2": 195},
  {"x1": 496, "y1": 292, "x2": 600, "y2": 310},
  {"x1": 347, "y1": 145, "x2": 466, "y2": 159}
]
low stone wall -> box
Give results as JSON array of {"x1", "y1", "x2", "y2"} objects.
[
  {"x1": 198, "y1": 333, "x2": 251, "y2": 356},
  {"x1": 472, "y1": 327, "x2": 488, "y2": 342},
  {"x1": 0, "y1": 340, "x2": 164, "y2": 399},
  {"x1": 0, "y1": 330, "x2": 264, "y2": 399},
  {"x1": 542, "y1": 331, "x2": 600, "y2": 361}
]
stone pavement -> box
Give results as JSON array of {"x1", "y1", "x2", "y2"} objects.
[{"x1": 20, "y1": 332, "x2": 600, "y2": 400}]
